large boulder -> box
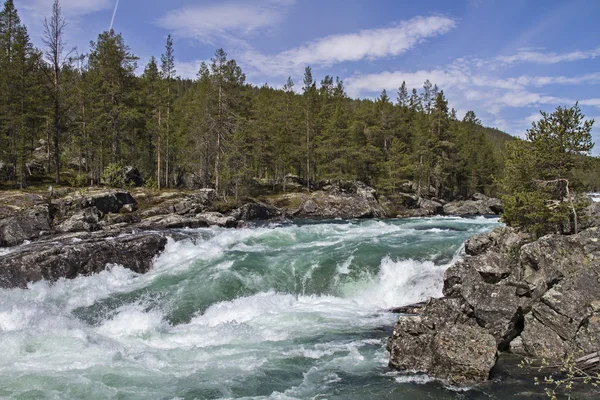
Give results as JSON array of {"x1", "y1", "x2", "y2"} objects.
[
  {"x1": 123, "y1": 166, "x2": 143, "y2": 187},
  {"x1": 443, "y1": 193, "x2": 503, "y2": 216},
  {"x1": 196, "y1": 212, "x2": 237, "y2": 228},
  {"x1": 0, "y1": 232, "x2": 167, "y2": 289},
  {"x1": 266, "y1": 181, "x2": 387, "y2": 219},
  {"x1": 81, "y1": 191, "x2": 137, "y2": 214},
  {"x1": 232, "y1": 202, "x2": 282, "y2": 221},
  {"x1": 56, "y1": 207, "x2": 104, "y2": 233},
  {"x1": 388, "y1": 225, "x2": 600, "y2": 384},
  {"x1": 388, "y1": 298, "x2": 497, "y2": 385},
  {"x1": 0, "y1": 207, "x2": 52, "y2": 247}
]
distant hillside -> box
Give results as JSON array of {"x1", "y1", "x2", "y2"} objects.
[{"x1": 482, "y1": 127, "x2": 516, "y2": 154}]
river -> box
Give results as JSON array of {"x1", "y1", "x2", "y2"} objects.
[{"x1": 1, "y1": 216, "x2": 553, "y2": 399}]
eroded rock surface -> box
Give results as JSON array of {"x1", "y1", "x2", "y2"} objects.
[
  {"x1": 0, "y1": 232, "x2": 167, "y2": 289},
  {"x1": 388, "y1": 225, "x2": 600, "y2": 385},
  {"x1": 443, "y1": 193, "x2": 503, "y2": 216}
]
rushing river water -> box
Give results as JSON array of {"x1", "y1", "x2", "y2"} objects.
[{"x1": 0, "y1": 216, "x2": 560, "y2": 399}]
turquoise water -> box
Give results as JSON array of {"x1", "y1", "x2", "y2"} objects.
[{"x1": 0, "y1": 216, "x2": 555, "y2": 399}]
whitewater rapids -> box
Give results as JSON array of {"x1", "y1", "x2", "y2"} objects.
[{"x1": 0, "y1": 216, "x2": 503, "y2": 399}]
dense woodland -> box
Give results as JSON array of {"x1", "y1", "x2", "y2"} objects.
[{"x1": 3, "y1": 0, "x2": 599, "y2": 201}]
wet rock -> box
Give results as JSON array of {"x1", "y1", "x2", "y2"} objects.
[
  {"x1": 232, "y1": 202, "x2": 282, "y2": 221},
  {"x1": 0, "y1": 207, "x2": 51, "y2": 247},
  {"x1": 0, "y1": 232, "x2": 167, "y2": 289}
]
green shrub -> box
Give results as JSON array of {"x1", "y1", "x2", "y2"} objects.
[{"x1": 102, "y1": 163, "x2": 127, "y2": 188}]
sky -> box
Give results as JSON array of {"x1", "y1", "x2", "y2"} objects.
[{"x1": 16, "y1": 0, "x2": 600, "y2": 152}]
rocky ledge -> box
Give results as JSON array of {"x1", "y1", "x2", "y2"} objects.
[
  {"x1": 0, "y1": 231, "x2": 167, "y2": 289},
  {"x1": 388, "y1": 225, "x2": 600, "y2": 385},
  {"x1": 263, "y1": 180, "x2": 387, "y2": 219}
]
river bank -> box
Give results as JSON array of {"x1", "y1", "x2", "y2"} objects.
[{"x1": 0, "y1": 182, "x2": 502, "y2": 287}]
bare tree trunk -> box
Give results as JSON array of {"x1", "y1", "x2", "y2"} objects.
[
  {"x1": 157, "y1": 135, "x2": 161, "y2": 191},
  {"x1": 306, "y1": 118, "x2": 310, "y2": 192},
  {"x1": 43, "y1": 0, "x2": 70, "y2": 185}
]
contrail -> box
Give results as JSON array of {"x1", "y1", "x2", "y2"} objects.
[{"x1": 109, "y1": 0, "x2": 120, "y2": 31}]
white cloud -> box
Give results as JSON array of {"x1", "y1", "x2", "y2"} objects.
[
  {"x1": 498, "y1": 46, "x2": 600, "y2": 64},
  {"x1": 580, "y1": 99, "x2": 600, "y2": 108},
  {"x1": 345, "y1": 69, "x2": 468, "y2": 97},
  {"x1": 243, "y1": 16, "x2": 457, "y2": 76},
  {"x1": 157, "y1": 1, "x2": 294, "y2": 44},
  {"x1": 21, "y1": 0, "x2": 112, "y2": 19},
  {"x1": 176, "y1": 59, "x2": 211, "y2": 80}
]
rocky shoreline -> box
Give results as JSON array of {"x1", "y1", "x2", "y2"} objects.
[
  {"x1": 0, "y1": 182, "x2": 504, "y2": 288},
  {"x1": 387, "y1": 220, "x2": 600, "y2": 386}
]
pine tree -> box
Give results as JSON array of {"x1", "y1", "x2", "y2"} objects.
[
  {"x1": 42, "y1": 0, "x2": 71, "y2": 184},
  {"x1": 0, "y1": 0, "x2": 44, "y2": 187},
  {"x1": 302, "y1": 66, "x2": 316, "y2": 190},
  {"x1": 87, "y1": 30, "x2": 138, "y2": 176},
  {"x1": 501, "y1": 103, "x2": 594, "y2": 236},
  {"x1": 397, "y1": 81, "x2": 408, "y2": 108},
  {"x1": 160, "y1": 34, "x2": 175, "y2": 187}
]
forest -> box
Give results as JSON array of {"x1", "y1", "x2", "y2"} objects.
[{"x1": 5, "y1": 0, "x2": 598, "y2": 201}]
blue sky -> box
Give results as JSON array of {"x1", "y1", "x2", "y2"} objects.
[{"x1": 17, "y1": 0, "x2": 600, "y2": 151}]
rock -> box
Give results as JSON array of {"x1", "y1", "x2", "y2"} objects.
[
  {"x1": 0, "y1": 232, "x2": 167, "y2": 289},
  {"x1": 137, "y1": 215, "x2": 209, "y2": 230},
  {"x1": 389, "y1": 225, "x2": 600, "y2": 383},
  {"x1": 461, "y1": 280, "x2": 523, "y2": 347},
  {"x1": 443, "y1": 194, "x2": 503, "y2": 216},
  {"x1": 56, "y1": 207, "x2": 104, "y2": 233},
  {"x1": 388, "y1": 306, "x2": 497, "y2": 385},
  {"x1": 81, "y1": 191, "x2": 137, "y2": 214},
  {"x1": 196, "y1": 212, "x2": 237, "y2": 228},
  {"x1": 26, "y1": 161, "x2": 46, "y2": 176},
  {"x1": 190, "y1": 188, "x2": 219, "y2": 206},
  {"x1": 232, "y1": 202, "x2": 282, "y2": 221},
  {"x1": 264, "y1": 181, "x2": 388, "y2": 219},
  {"x1": 121, "y1": 203, "x2": 137, "y2": 213},
  {"x1": 102, "y1": 213, "x2": 141, "y2": 227},
  {"x1": 465, "y1": 227, "x2": 530, "y2": 256},
  {"x1": 123, "y1": 166, "x2": 143, "y2": 187},
  {"x1": 520, "y1": 313, "x2": 570, "y2": 360},
  {"x1": 388, "y1": 316, "x2": 436, "y2": 374},
  {"x1": 431, "y1": 325, "x2": 498, "y2": 385},
  {"x1": 0, "y1": 207, "x2": 51, "y2": 247},
  {"x1": 580, "y1": 201, "x2": 600, "y2": 230},
  {"x1": 417, "y1": 198, "x2": 443, "y2": 215},
  {"x1": 302, "y1": 200, "x2": 318, "y2": 213}
]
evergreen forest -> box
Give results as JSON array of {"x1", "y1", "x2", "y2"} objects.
[{"x1": 3, "y1": 0, "x2": 599, "y2": 200}]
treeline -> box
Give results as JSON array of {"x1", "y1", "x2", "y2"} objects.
[{"x1": 0, "y1": 0, "x2": 508, "y2": 199}]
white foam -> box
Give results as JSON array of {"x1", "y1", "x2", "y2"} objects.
[
  {"x1": 350, "y1": 256, "x2": 448, "y2": 309},
  {"x1": 96, "y1": 304, "x2": 166, "y2": 338}
]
